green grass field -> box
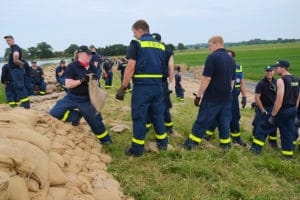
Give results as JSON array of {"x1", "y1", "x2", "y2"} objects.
[
  {"x1": 174, "y1": 42, "x2": 300, "y2": 81},
  {"x1": 101, "y1": 80, "x2": 300, "y2": 200}
]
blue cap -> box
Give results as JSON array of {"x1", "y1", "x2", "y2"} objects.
[
  {"x1": 275, "y1": 60, "x2": 290, "y2": 68},
  {"x1": 265, "y1": 65, "x2": 274, "y2": 71},
  {"x1": 152, "y1": 33, "x2": 161, "y2": 42}
]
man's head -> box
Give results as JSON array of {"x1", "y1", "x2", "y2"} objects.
[
  {"x1": 152, "y1": 33, "x2": 161, "y2": 42},
  {"x1": 89, "y1": 45, "x2": 96, "y2": 52},
  {"x1": 227, "y1": 50, "x2": 235, "y2": 58},
  {"x1": 274, "y1": 60, "x2": 290, "y2": 75},
  {"x1": 60, "y1": 59, "x2": 65, "y2": 66},
  {"x1": 264, "y1": 65, "x2": 274, "y2": 79},
  {"x1": 4, "y1": 35, "x2": 15, "y2": 46},
  {"x1": 208, "y1": 36, "x2": 224, "y2": 52},
  {"x1": 31, "y1": 61, "x2": 37, "y2": 68},
  {"x1": 132, "y1": 19, "x2": 149, "y2": 39},
  {"x1": 77, "y1": 45, "x2": 91, "y2": 63}
]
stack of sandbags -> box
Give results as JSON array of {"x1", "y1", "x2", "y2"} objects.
[{"x1": 0, "y1": 108, "x2": 129, "y2": 200}]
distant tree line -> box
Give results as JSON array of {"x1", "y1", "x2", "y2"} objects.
[
  {"x1": 2, "y1": 38, "x2": 299, "y2": 61},
  {"x1": 186, "y1": 38, "x2": 300, "y2": 49}
]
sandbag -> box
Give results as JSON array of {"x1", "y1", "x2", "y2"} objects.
[
  {"x1": 7, "y1": 176, "x2": 30, "y2": 200},
  {"x1": 49, "y1": 161, "x2": 67, "y2": 186},
  {"x1": 88, "y1": 76, "x2": 107, "y2": 112},
  {"x1": 47, "y1": 187, "x2": 67, "y2": 200},
  {"x1": 0, "y1": 171, "x2": 9, "y2": 200}
]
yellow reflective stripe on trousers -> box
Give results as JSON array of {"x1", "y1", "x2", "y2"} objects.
[
  {"x1": 132, "y1": 137, "x2": 145, "y2": 145},
  {"x1": 165, "y1": 122, "x2": 173, "y2": 127},
  {"x1": 135, "y1": 40, "x2": 165, "y2": 51},
  {"x1": 8, "y1": 102, "x2": 17, "y2": 105},
  {"x1": 155, "y1": 132, "x2": 167, "y2": 140},
  {"x1": 146, "y1": 123, "x2": 152, "y2": 128},
  {"x1": 205, "y1": 130, "x2": 214, "y2": 136},
  {"x1": 234, "y1": 84, "x2": 241, "y2": 88},
  {"x1": 281, "y1": 150, "x2": 293, "y2": 155},
  {"x1": 231, "y1": 132, "x2": 241, "y2": 137},
  {"x1": 96, "y1": 131, "x2": 108, "y2": 139},
  {"x1": 20, "y1": 97, "x2": 30, "y2": 103},
  {"x1": 220, "y1": 138, "x2": 231, "y2": 144},
  {"x1": 189, "y1": 134, "x2": 202, "y2": 143},
  {"x1": 269, "y1": 136, "x2": 277, "y2": 140},
  {"x1": 253, "y1": 138, "x2": 265, "y2": 146},
  {"x1": 62, "y1": 110, "x2": 70, "y2": 122},
  {"x1": 133, "y1": 74, "x2": 163, "y2": 78},
  {"x1": 39, "y1": 91, "x2": 46, "y2": 95}
]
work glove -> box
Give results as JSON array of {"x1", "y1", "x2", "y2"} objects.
[
  {"x1": 268, "y1": 116, "x2": 276, "y2": 126},
  {"x1": 80, "y1": 75, "x2": 90, "y2": 83},
  {"x1": 194, "y1": 96, "x2": 201, "y2": 107},
  {"x1": 241, "y1": 96, "x2": 247, "y2": 108},
  {"x1": 251, "y1": 102, "x2": 257, "y2": 110},
  {"x1": 168, "y1": 90, "x2": 173, "y2": 94},
  {"x1": 262, "y1": 110, "x2": 268, "y2": 116},
  {"x1": 116, "y1": 88, "x2": 126, "y2": 101}
]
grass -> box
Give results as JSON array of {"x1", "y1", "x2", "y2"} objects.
[{"x1": 100, "y1": 76, "x2": 300, "y2": 200}]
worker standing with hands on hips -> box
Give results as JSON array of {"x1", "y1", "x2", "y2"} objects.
[
  {"x1": 250, "y1": 60, "x2": 300, "y2": 159},
  {"x1": 50, "y1": 45, "x2": 113, "y2": 145},
  {"x1": 182, "y1": 36, "x2": 236, "y2": 150},
  {"x1": 116, "y1": 19, "x2": 168, "y2": 157},
  {"x1": 4, "y1": 35, "x2": 30, "y2": 108}
]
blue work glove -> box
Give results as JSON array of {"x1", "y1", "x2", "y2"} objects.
[
  {"x1": 116, "y1": 87, "x2": 126, "y2": 101},
  {"x1": 268, "y1": 116, "x2": 276, "y2": 126},
  {"x1": 241, "y1": 96, "x2": 247, "y2": 108}
]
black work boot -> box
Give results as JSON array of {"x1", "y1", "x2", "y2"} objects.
[
  {"x1": 249, "y1": 144, "x2": 262, "y2": 155},
  {"x1": 232, "y1": 136, "x2": 247, "y2": 147}
]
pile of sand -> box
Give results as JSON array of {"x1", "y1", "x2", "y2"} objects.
[{"x1": 0, "y1": 66, "x2": 130, "y2": 200}]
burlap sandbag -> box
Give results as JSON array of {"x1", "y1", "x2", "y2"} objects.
[
  {"x1": 47, "y1": 187, "x2": 67, "y2": 200},
  {"x1": 7, "y1": 176, "x2": 30, "y2": 200},
  {"x1": 48, "y1": 161, "x2": 67, "y2": 186},
  {"x1": 0, "y1": 171, "x2": 9, "y2": 200},
  {"x1": 0, "y1": 138, "x2": 49, "y2": 189},
  {"x1": 88, "y1": 75, "x2": 107, "y2": 112}
]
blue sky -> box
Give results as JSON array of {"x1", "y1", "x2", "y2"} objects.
[{"x1": 1, "y1": 0, "x2": 299, "y2": 56}]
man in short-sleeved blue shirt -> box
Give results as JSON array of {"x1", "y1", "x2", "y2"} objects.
[{"x1": 183, "y1": 35, "x2": 236, "y2": 150}]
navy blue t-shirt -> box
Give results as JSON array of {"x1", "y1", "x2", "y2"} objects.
[
  {"x1": 126, "y1": 40, "x2": 139, "y2": 60},
  {"x1": 90, "y1": 52, "x2": 102, "y2": 67},
  {"x1": 55, "y1": 65, "x2": 66, "y2": 78},
  {"x1": 8, "y1": 44, "x2": 23, "y2": 69},
  {"x1": 255, "y1": 77, "x2": 277, "y2": 107},
  {"x1": 175, "y1": 73, "x2": 181, "y2": 87},
  {"x1": 65, "y1": 61, "x2": 97, "y2": 96},
  {"x1": 202, "y1": 48, "x2": 236, "y2": 102}
]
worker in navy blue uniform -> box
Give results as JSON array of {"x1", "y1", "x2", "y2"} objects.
[
  {"x1": 4, "y1": 35, "x2": 30, "y2": 108},
  {"x1": 146, "y1": 33, "x2": 175, "y2": 134},
  {"x1": 89, "y1": 45, "x2": 102, "y2": 82},
  {"x1": 23, "y1": 61, "x2": 32, "y2": 96},
  {"x1": 174, "y1": 66, "x2": 184, "y2": 101},
  {"x1": 50, "y1": 46, "x2": 112, "y2": 144},
  {"x1": 117, "y1": 58, "x2": 131, "y2": 91},
  {"x1": 29, "y1": 61, "x2": 47, "y2": 95},
  {"x1": 252, "y1": 65, "x2": 279, "y2": 149},
  {"x1": 182, "y1": 36, "x2": 236, "y2": 150},
  {"x1": 103, "y1": 58, "x2": 113, "y2": 89},
  {"x1": 204, "y1": 50, "x2": 247, "y2": 147},
  {"x1": 55, "y1": 60, "x2": 67, "y2": 90},
  {"x1": 116, "y1": 19, "x2": 168, "y2": 156},
  {"x1": 250, "y1": 60, "x2": 300, "y2": 159},
  {"x1": 1, "y1": 63, "x2": 17, "y2": 107}
]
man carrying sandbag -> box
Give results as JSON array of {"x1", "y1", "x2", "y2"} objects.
[{"x1": 49, "y1": 45, "x2": 113, "y2": 145}]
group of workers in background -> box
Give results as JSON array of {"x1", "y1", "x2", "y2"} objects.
[{"x1": 2, "y1": 19, "x2": 299, "y2": 159}]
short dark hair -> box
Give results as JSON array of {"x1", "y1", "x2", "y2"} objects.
[
  {"x1": 132, "y1": 19, "x2": 149, "y2": 33},
  {"x1": 227, "y1": 50, "x2": 235, "y2": 58}
]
